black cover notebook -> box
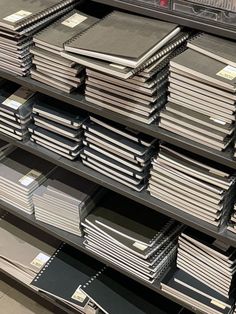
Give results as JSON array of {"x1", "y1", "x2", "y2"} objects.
[
  {"x1": 187, "y1": 33, "x2": 236, "y2": 68},
  {"x1": 33, "y1": 10, "x2": 99, "y2": 51},
  {"x1": 170, "y1": 49, "x2": 236, "y2": 92},
  {"x1": 81, "y1": 267, "x2": 181, "y2": 314},
  {"x1": 65, "y1": 11, "x2": 180, "y2": 68},
  {"x1": 31, "y1": 243, "x2": 104, "y2": 308}
]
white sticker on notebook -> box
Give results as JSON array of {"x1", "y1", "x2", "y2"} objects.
[
  {"x1": 2, "y1": 99, "x2": 21, "y2": 110},
  {"x1": 31, "y1": 253, "x2": 50, "y2": 269},
  {"x1": 71, "y1": 287, "x2": 87, "y2": 302},
  {"x1": 209, "y1": 117, "x2": 226, "y2": 125},
  {"x1": 19, "y1": 169, "x2": 41, "y2": 186},
  {"x1": 3, "y1": 10, "x2": 32, "y2": 23},
  {"x1": 109, "y1": 63, "x2": 126, "y2": 70},
  {"x1": 61, "y1": 13, "x2": 87, "y2": 28},
  {"x1": 216, "y1": 65, "x2": 236, "y2": 80},
  {"x1": 211, "y1": 299, "x2": 226, "y2": 309},
  {"x1": 133, "y1": 242, "x2": 148, "y2": 251}
]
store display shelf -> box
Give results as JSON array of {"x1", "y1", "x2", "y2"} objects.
[{"x1": 1, "y1": 132, "x2": 236, "y2": 247}]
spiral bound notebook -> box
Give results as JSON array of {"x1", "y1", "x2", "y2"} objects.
[
  {"x1": 187, "y1": 33, "x2": 236, "y2": 68},
  {"x1": 81, "y1": 267, "x2": 182, "y2": 314},
  {"x1": 64, "y1": 10, "x2": 180, "y2": 68},
  {"x1": 31, "y1": 243, "x2": 104, "y2": 309},
  {"x1": 0, "y1": 0, "x2": 77, "y2": 31},
  {"x1": 33, "y1": 10, "x2": 99, "y2": 52}
]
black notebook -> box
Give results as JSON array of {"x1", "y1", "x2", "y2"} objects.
[
  {"x1": 65, "y1": 11, "x2": 180, "y2": 68},
  {"x1": 31, "y1": 244, "x2": 104, "y2": 308},
  {"x1": 187, "y1": 33, "x2": 236, "y2": 68},
  {"x1": 33, "y1": 10, "x2": 99, "y2": 51},
  {"x1": 81, "y1": 267, "x2": 181, "y2": 314}
]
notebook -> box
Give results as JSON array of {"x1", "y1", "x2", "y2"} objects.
[
  {"x1": 65, "y1": 11, "x2": 180, "y2": 68},
  {"x1": 187, "y1": 33, "x2": 236, "y2": 68}
]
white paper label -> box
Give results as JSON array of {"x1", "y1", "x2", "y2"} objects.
[
  {"x1": 71, "y1": 287, "x2": 87, "y2": 302},
  {"x1": 31, "y1": 253, "x2": 50, "y2": 269},
  {"x1": 2, "y1": 99, "x2": 21, "y2": 110},
  {"x1": 211, "y1": 299, "x2": 226, "y2": 309},
  {"x1": 209, "y1": 117, "x2": 226, "y2": 125},
  {"x1": 110, "y1": 63, "x2": 126, "y2": 70},
  {"x1": 133, "y1": 242, "x2": 148, "y2": 251},
  {"x1": 217, "y1": 65, "x2": 236, "y2": 80},
  {"x1": 3, "y1": 10, "x2": 32, "y2": 23},
  {"x1": 61, "y1": 13, "x2": 87, "y2": 28},
  {"x1": 19, "y1": 169, "x2": 41, "y2": 186}
]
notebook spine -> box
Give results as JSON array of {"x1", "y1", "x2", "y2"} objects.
[
  {"x1": 15, "y1": 0, "x2": 77, "y2": 30},
  {"x1": 33, "y1": 243, "x2": 65, "y2": 284},
  {"x1": 149, "y1": 219, "x2": 176, "y2": 245},
  {"x1": 186, "y1": 31, "x2": 204, "y2": 45},
  {"x1": 131, "y1": 32, "x2": 191, "y2": 76},
  {"x1": 81, "y1": 266, "x2": 107, "y2": 290}
]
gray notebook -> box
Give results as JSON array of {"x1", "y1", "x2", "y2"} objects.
[
  {"x1": 33, "y1": 10, "x2": 99, "y2": 51},
  {"x1": 65, "y1": 11, "x2": 180, "y2": 68},
  {"x1": 187, "y1": 33, "x2": 236, "y2": 68}
]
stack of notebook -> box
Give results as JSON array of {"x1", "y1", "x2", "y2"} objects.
[
  {"x1": 31, "y1": 10, "x2": 99, "y2": 93},
  {"x1": 159, "y1": 33, "x2": 236, "y2": 151},
  {"x1": 0, "y1": 83, "x2": 36, "y2": 140},
  {"x1": 161, "y1": 229, "x2": 236, "y2": 314},
  {"x1": 81, "y1": 116, "x2": 157, "y2": 191},
  {"x1": 29, "y1": 96, "x2": 87, "y2": 160},
  {"x1": 0, "y1": 0, "x2": 78, "y2": 76},
  {"x1": 148, "y1": 144, "x2": 236, "y2": 227},
  {"x1": 82, "y1": 193, "x2": 183, "y2": 283},
  {"x1": 61, "y1": 11, "x2": 189, "y2": 123},
  {"x1": 0, "y1": 149, "x2": 56, "y2": 214},
  {"x1": 0, "y1": 212, "x2": 61, "y2": 287},
  {"x1": 227, "y1": 203, "x2": 236, "y2": 234},
  {"x1": 32, "y1": 168, "x2": 104, "y2": 236}
]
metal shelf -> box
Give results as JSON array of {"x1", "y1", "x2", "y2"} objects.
[
  {"x1": 0, "y1": 204, "x2": 203, "y2": 314},
  {"x1": 0, "y1": 70, "x2": 235, "y2": 169},
  {"x1": 93, "y1": 0, "x2": 236, "y2": 40},
  {"x1": 1, "y1": 132, "x2": 236, "y2": 247}
]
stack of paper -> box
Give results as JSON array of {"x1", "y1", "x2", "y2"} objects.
[
  {"x1": 227, "y1": 203, "x2": 236, "y2": 234},
  {"x1": 33, "y1": 168, "x2": 104, "y2": 236},
  {"x1": 159, "y1": 33, "x2": 236, "y2": 151},
  {"x1": 61, "y1": 11, "x2": 189, "y2": 123},
  {"x1": 82, "y1": 193, "x2": 183, "y2": 283},
  {"x1": 29, "y1": 96, "x2": 87, "y2": 160},
  {"x1": 0, "y1": 83, "x2": 36, "y2": 140},
  {"x1": 81, "y1": 116, "x2": 157, "y2": 191},
  {"x1": 30, "y1": 10, "x2": 99, "y2": 93},
  {"x1": 0, "y1": 149, "x2": 56, "y2": 214},
  {"x1": 178, "y1": 230, "x2": 236, "y2": 297},
  {"x1": 0, "y1": 212, "x2": 61, "y2": 287},
  {"x1": 148, "y1": 144, "x2": 236, "y2": 227},
  {"x1": 0, "y1": 0, "x2": 78, "y2": 76}
]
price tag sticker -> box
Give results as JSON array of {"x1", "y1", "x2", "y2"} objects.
[
  {"x1": 209, "y1": 117, "x2": 226, "y2": 125},
  {"x1": 19, "y1": 170, "x2": 41, "y2": 186},
  {"x1": 71, "y1": 287, "x2": 87, "y2": 303},
  {"x1": 110, "y1": 63, "x2": 126, "y2": 70},
  {"x1": 31, "y1": 253, "x2": 50, "y2": 269},
  {"x1": 62, "y1": 13, "x2": 87, "y2": 28},
  {"x1": 216, "y1": 65, "x2": 236, "y2": 80},
  {"x1": 4, "y1": 10, "x2": 32, "y2": 23},
  {"x1": 211, "y1": 299, "x2": 226, "y2": 309},
  {"x1": 2, "y1": 99, "x2": 21, "y2": 110}
]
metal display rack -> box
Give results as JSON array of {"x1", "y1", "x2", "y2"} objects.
[{"x1": 1, "y1": 1, "x2": 236, "y2": 312}]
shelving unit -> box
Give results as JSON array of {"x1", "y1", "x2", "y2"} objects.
[
  {"x1": 93, "y1": 0, "x2": 236, "y2": 40},
  {"x1": 0, "y1": 70, "x2": 235, "y2": 169},
  {"x1": 1, "y1": 1, "x2": 236, "y2": 313}
]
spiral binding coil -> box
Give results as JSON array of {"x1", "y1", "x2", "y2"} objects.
[
  {"x1": 14, "y1": 0, "x2": 77, "y2": 31},
  {"x1": 82, "y1": 266, "x2": 107, "y2": 289}
]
